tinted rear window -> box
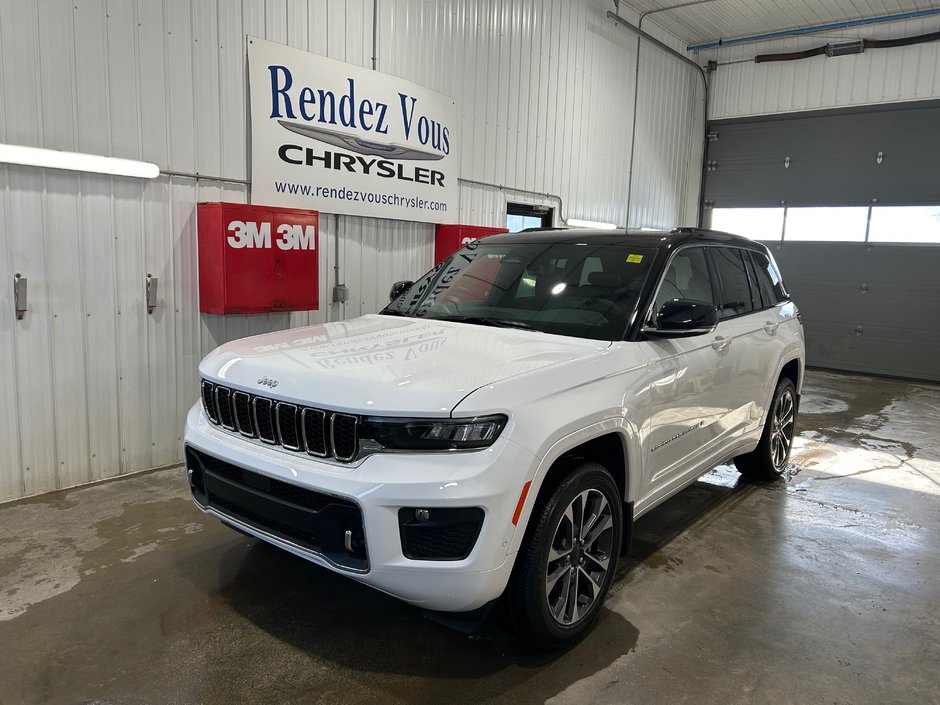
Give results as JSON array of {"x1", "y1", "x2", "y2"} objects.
[
  {"x1": 750, "y1": 250, "x2": 788, "y2": 304},
  {"x1": 709, "y1": 247, "x2": 756, "y2": 319}
]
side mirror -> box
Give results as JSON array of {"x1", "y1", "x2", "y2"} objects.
[
  {"x1": 645, "y1": 299, "x2": 718, "y2": 337},
  {"x1": 389, "y1": 280, "x2": 414, "y2": 302}
]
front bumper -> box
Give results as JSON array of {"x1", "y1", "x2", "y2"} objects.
[{"x1": 184, "y1": 402, "x2": 537, "y2": 612}]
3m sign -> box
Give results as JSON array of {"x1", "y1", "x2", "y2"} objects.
[
  {"x1": 197, "y1": 202, "x2": 319, "y2": 314},
  {"x1": 226, "y1": 220, "x2": 317, "y2": 250}
]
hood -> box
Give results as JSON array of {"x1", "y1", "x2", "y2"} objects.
[{"x1": 199, "y1": 314, "x2": 610, "y2": 416}]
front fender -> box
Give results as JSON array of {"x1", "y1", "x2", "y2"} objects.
[{"x1": 506, "y1": 418, "x2": 641, "y2": 556}]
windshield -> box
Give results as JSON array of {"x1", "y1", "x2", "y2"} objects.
[{"x1": 384, "y1": 240, "x2": 656, "y2": 341}]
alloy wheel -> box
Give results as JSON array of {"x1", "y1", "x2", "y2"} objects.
[
  {"x1": 770, "y1": 388, "x2": 795, "y2": 470},
  {"x1": 544, "y1": 488, "x2": 614, "y2": 626}
]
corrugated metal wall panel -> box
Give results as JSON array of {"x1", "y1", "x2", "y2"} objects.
[
  {"x1": 0, "y1": 0, "x2": 697, "y2": 501},
  {"x1": 0, "y1": 166, "x2": 19, "y2": 500},
  {"x1": 379, "y1": 0, "x2": 699, "y2": 228},
  {"x1": 629, "y1": 43, "x2": 701, "y2": 228},
  {"x1": 700, "y1": 15, "x2": 940, "y2": 119}
]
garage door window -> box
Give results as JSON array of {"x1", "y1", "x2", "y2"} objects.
[
  {"x1": 783, "y1": 207, "x2": 868, "y2": 242},
  {"x1": 709, "y1": 207, "x2": 784, "y2": 241},
  {"x1": 868, "y1": 205, "x2": 940, "y2": 244}
]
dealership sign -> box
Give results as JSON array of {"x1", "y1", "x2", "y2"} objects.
[{"x1": 248, "y1": 37, "x2": 458, "y2": 224}]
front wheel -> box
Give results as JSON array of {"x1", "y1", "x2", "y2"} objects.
[
  {"x1": 734, "y1": 377, "x2": 797, "y2": 480},
  {"x1": 509, "y1": 462, "x2": 622, "y2": 649}
]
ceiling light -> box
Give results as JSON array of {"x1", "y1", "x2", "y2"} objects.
[
  {"x1": 0, "y1": 143, "x2": 160, "y2": 179},
  {"x1": 567, "y1": 218, "x2": 617, "y2": 230}
]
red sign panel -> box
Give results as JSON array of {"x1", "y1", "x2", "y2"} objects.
[
  {"x1": 434, "y1": 224, "x2": 508, "y2": 265},
  {"x1": 197, "y1": 202, "x2": 319, "y2": 314}
]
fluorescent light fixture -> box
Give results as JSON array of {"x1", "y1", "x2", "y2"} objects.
[
  {"x1": 567, "y1": 218, "x2": 617, "y2": 230},
  {"x1": 640, "y1": 227, "x2": 660, "y2": 231},
  {"x1": 0, "y1": 143, "x2": 160, "y2": 179}
]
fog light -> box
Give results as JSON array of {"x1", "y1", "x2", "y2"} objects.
[{"x1": 398, "y1": 507, "x2": 486, "y2": 560}]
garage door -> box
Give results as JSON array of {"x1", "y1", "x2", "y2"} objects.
[{"x1": 702, "y1": 100, "x2": 940, "y2": 382}]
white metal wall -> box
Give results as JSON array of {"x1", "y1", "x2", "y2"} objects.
[
  {"x1": 629, "y1": 42, "x2": 701, "y2": 229},
  {"x1": 0, "y1": 0, "x2": 700, "y2": 502},
  {"x1": 698, "y1": 15, "x2": 940, "y2": 119},
  {"x1": 380, "y1": 0, "x2": 690, "y2": 228}
]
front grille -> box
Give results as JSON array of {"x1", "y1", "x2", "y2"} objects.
[
  {"x1": 332, "y1": 414, "x2": 359, "y2": 461},
  {"x1": 233, "y1": 392, "x2": 254, "y2": 436},
  {"x1": 276, "y1": 403, "x2": 301, "y2": 450},
  {"x1": 398, "y1": 507, "x2": 485, "y2": 561},
  {"x1": 301, "y1": 408, "x2": 328, "y2": 456},
  {"x1": 186, "y1": 447, "x2": 367, "y2": 571},
  {"x1": 253, "y1": 397, "x2": 276, "y2": 444},
  {"x1": 215, "y1": 387, "x2": 235, "y2": 430},
  {"x1": 201, "y1": 380, "x2": 361, "y2": 462},
  {"x1": 202, "y1": 380, "x2": 219, "y2": 424}
]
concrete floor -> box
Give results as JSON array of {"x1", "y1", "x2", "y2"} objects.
[{"x1": 1, "y1": 370, "x2": 938, "y2": 705}]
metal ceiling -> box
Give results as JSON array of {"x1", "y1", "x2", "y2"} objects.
[{"x1": 624, "y1": 0, "x2": 940, "y2": 49}]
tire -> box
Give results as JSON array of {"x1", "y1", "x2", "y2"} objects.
[
  {"x1": 734, "y1": 377, "x2": 797, "y2": 481},
  {"x1": 509, "y1": 461, "x2": 623, "y2": 649}
]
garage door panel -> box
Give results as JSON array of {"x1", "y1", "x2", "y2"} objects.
[
  {"x1": 807, "y1": 329, "x2": 939, "y2": 381},
  {"x1": 707, "y1": 105, "x2": 940, "y2": 381},
  {"x1": 775, "y1": 244, "x2": 940, "y2": 278},
  {"x1": 707, "y1": 103, "x2": 940, "y2": 207},
  {"x1": 791, "y1": 288, "x2": 940, "y2": 329}
]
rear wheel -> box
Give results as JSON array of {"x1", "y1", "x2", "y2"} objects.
[
  {"x1": 510, "y1": 462, "x2": 622, "y2": 649},
  {"x1": 734, "y1": 377, "x2": 797, "y2": 480}
]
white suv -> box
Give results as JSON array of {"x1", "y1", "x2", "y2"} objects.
[{"x1": 185, "y1": 228, "x2": 804, "y2": 648}]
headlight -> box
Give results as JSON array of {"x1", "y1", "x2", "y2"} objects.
[{"x1": 363, "y1": 414, "x2": 508, "y2": 451}]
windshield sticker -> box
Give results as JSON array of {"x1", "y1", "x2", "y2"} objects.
[{"x1": 626, "y1": 254, "x2": 644, "y2": 263}]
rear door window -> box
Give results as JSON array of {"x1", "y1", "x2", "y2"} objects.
[
  {"x1": 709, "y1": 247, "x2": 756, "y2": 319},
  {"x1": 743, "y1": 251, "x2": 769, "y2": 310},
  {"x1": 746, "y1": 251, "x2": 773, "y2": 309},
  {"x1": 750, "y1": 251, "x2": 788, "y2": 304}
]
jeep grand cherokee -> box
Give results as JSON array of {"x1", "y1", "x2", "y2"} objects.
[{"x1": 185, "y1": 228, "x2": 804, "y2": 648}]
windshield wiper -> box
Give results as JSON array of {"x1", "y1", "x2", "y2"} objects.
[{"x1": 427, "y1": 315, "x2": 534, "y2": 330}]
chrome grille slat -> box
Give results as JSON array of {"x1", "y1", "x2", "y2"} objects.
[
  {"x1": 202, "y1": 380, "x2": 219, "y2": 424},
  {"x1": 233, "y1": 392, "x2": 255, "y2": 437},
  {"x1": 252, "y1": 397, "x2": 277, "y2": 444},
  {"x1": 276, "y1": 402, "x2": 301, "y2": 451},
  {"x1": 202, "y1": 380, "x2": 358, "y2": 462},
  {"x1": 331, "y1": 414, "x2": 359, "y2": 462},
  {"x1": 215, "y1": 387, "x2": 236, "y2": 430},
  {"x1": 301, "y1": 408, "x2": 329, "y2": 457}
]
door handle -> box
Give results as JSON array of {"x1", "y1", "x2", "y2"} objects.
[
  {"x1": 711, "y1": 336, "x2": 731, "y2": 352},
  {"x1": 763, "y1": 321, "x2": 779, "y2": 335},
  {"x1": 13, "y1": 273, "x2": 27, "y2": 320},
  {"x1": 146, "y1": 274, "x2": 158, "y2": 314}
]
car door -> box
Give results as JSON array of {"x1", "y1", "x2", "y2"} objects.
[
  {"x1": 746, "y1": 248, "x2": 801, "y2": 419},
  {"x1": 640, "y1": 246, "x2": 728, "y2": 504},
  {"x1": 705, "y1": 246, "x2": 770, "y2": 438}
]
